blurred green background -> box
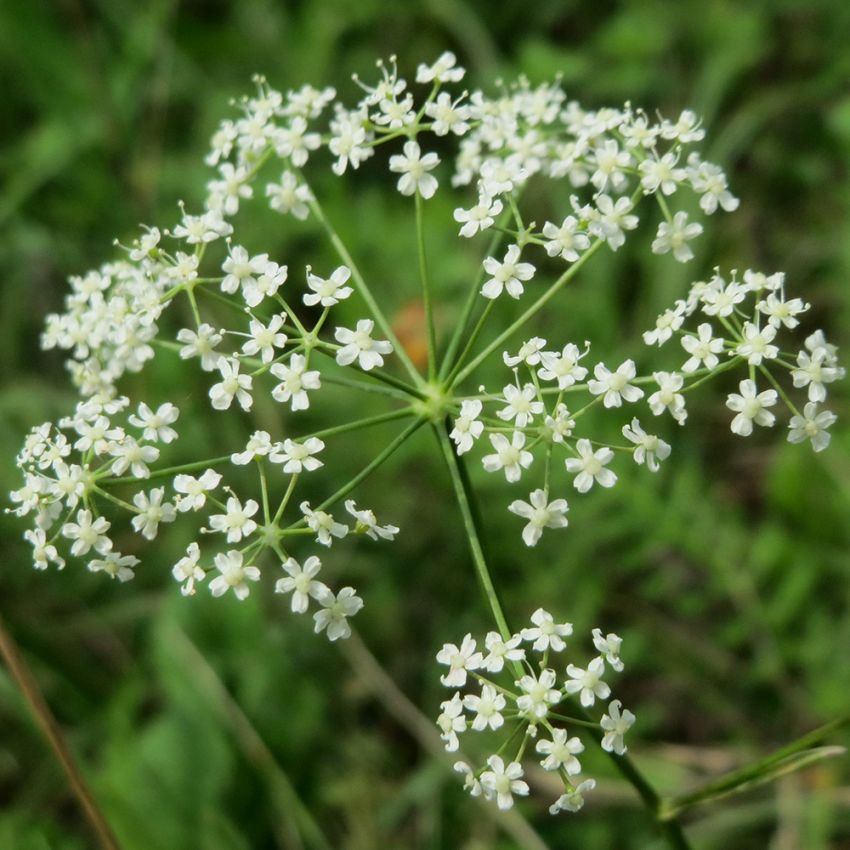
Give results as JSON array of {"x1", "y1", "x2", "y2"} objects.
[{"x1": 2, "y1": 1, "x2": 850, "y2": 848}]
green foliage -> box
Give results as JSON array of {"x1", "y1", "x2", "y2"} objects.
[{"x1": 1, "y1": 1, "x2": 849, "y2": 848}]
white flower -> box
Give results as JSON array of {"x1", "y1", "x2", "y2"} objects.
[
  {"x1": 791, "y1": 349, "x2": 844, "y2": 403},
  {"x1": 231, "y1": 431, "x2": 273, "y2": 465},
  {"x1": 210, "y1": 357, "x2": 253, "y2": 411},
  {"x1": 639, "y1": 152, "x2": 686, "y2": 195},
  {"x1": 590, "y1": 139, "x2": 632, "y2": 192},
  {"x1": 480, "y1": 756, "x2": 529, "y2": 811},
  {"x1": 243, "y1": 261, "x2": 288, "y2": 308},
  {"x1": 177, "y1": 323, "x2": 223, "y2": 371},
  {"x1": 450, "y1": 399, "x2": 484, "y2": 454},
  {"x1": 172, "y1": 542, "x2": 205, "y2": 596},
  {"x1": 62, "y1": 509, "x2": 112, "y2": 557},
  {"x1": 600, "y1": 699, "x2": 636, "y2": 754},
  {"x1": 549, "y1": 779, "x2": 596, "y2": 814},
  {"x1": 482, "y1": 432, "x2": 533, "y2": 483},
  {"x1": 344, "y1": 499, "x2": 399, "y2": 540},
  {"x1": 542, "y1": 217, "x2": 590, "y2": 262},
  {"x1": 221, "y1": 246, "x2": 269, "y2": 295},
  {"x1": 128, "y1": 402, "x2": 179, "y2": 443},
  {"x1": 437, "y1": 693, "x2": 466, "y2": 752},
  {"x1": 516, "y1": 669, "x2": 561, "y2": 719},
  {"x1": 424, "y1": 92, "x2": 471, "y2": 136},
  {"x1": 208, "y1": 495, "x2": 259, "y2": 543},
  {"x1": 416, "y1": 51, "x2": 465, "y2": 84},
  {"x1": 757, "y1": 293, "x2": 809, "y2": 329},
  {"x1": 497, "y1": 383, "x2": 544, "y2": 427},
  {"x1": 270, "y1": 353, "x2": 322, "y2": 411},
  {"x1": 503, "y1": 337, "x2": 547, "y2": 368},
  {"x1": 689, "y1": 160, "x2": 739, "y2": 214},
  {"x1": 300, "y1": 501, "x2": 348, "y2": 546},
  {"x1": 454, "y1": 194, "x2": 503, "y2": 238},
  {"x1": 131, "y1": 487, "x2": 176, "y2": 540},
  {"x1": 648, "y1": 371, "x2": 687, "y2": 424},
  {"x1": 681, "y1": 323, "x2": 724, "y2": 372},
  {"x1": 521, "y1": 608, "x2": 573, "y2": 651},
  {"x1": 536, "y1": 728, "x2": 584, "y2": 773},
  {"x1": 735, "y1": 322, "x2": 779, "y2": 365},
  {"x1": 787, "y1": 403, "x2": 837, "y2": 452},
  {"x1": 592, "y1": 629, "x2": 624, "y2": 672},
  {"x1": 481, "y1": 245, "x2": 535, "y2": 300},
  {"x1": 622, "y1": 419, "x2": 670, "y2": 472},
  {"x1": 565, "y1": 657, "x2": 610, "y2": 707},
  {"x1": 174, "y1": 468, "x2": 221, "y2": 512},
  {"x1": 643, "y1": 303, "x2": 686, "y2": 346},
  {"x1": 538, "y1": 343, "x2": 589, "y2": 389},
  {"x1": 389, "y1": 141, "x2": 440, "y2": 199},
  {"x1": 275, "y1": 556, "x2": 330, "y2": 613},
  {"x1": 209, "y1": 550, "x2": 260, "y2": 600},
  {"x1": 453, "y1": 760, "x2": 482, "y2": 797},
  {"x1": 726, "y1": 379, "x2": 777, "y2": 436},
  {"x1": 24, "y1": 528, "x2": 65, "y2": 571},
  {"x1": 241, "y1": 315, "x2": 287, "y2": 364},
  {"x1": 109, "y1": 438, "x2": 159, "y2": 479},
  {"x1": 463, "y1": 685, "x2": 506, "y2": 731},
  {"x1": 88, "y1": 551, "x2": 138, "y2": 582},
  {"x1": 328, "y1": 110, "x2": 373, "y2": 175},
  {"x1": 313, "y1": 586, "x2": 363, "y2": 641},
  {"x1": 303, "y1": 265, "x2": 353, "y2": 307},
  {"x1": 265, "y1": 170, "x2": 313, "y2": 219},
  {"x1": 481, "y1": 631, "x2": 525, "y2": 673},
  {"x1": 587, "y1": 359, "x2": 644, "y2": 408},
  {"x1": 508, "y1": 490, "x2": 569, "y2": 547},
  {"x1": 271, "y1": 118, "x2": 321, "y2": 167},
  {"x1": 335, "y1": 320, "x2": 394, "y2": 371},
  {"x1": 701, "y1": 279, "x2": 746, "y2": 317},
  {"x1": 436, "y1": 634, "x2": 483, "y2": 687},
  {"x1": 269, "y1": 437, "x2": 325, "y2": 474},
  {"x1": 565, "y1": 439, "x2": 617, "y2": 493},
  {"x1": 589, "y1": 194, "x2": 638, "y2": 250}
]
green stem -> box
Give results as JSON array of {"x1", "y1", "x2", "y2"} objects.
[
  {"x1": 438, "y1": 207, "x2": 512, "y2": 382},
  {"x1": 444, "y1": 300, "x2": 495, "y2": 387},
  {"x1": 303, "y1": 407, "x2": 415, "y2": 442},
  {"x1": 100, "y1": 456, "x2": 232, "y2": 486},
  {"x1": 450, "y1": 239, "x2": 605, "y2": 389},
  {"x1": 434, "y1": 421, "x2": 517, "y2": 663},
  {"x1": 303, "y1": 185, "x2": 423, "y2": 386},
  {"x1": 415, "y1": 189, "x2": 438, "y2": 381}
]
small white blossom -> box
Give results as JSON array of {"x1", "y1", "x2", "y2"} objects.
[
  {"x1": 758, "y1": 293, "x2": 809, "y2": 329},
  {"x1": 313, "y1": 586, "x2": 363, "y2": 641},
  {"x1": 463, "y1": 685, "x2": 506, "y2": 731},
  {"x1": 481, "y1": 245, "x2": 535, "y2": 300},
  {"x1": 639, "y1": 152, "x2": 686, "y2": 195},
  {"x1": 208, "y1": 495, "x2": 259, "y2": 543},
  {"x1": 300, "y1": 501, "x2": 348, "y2": 546},
  {"x1": 536, "y1": 728, "x2": 584, "y2": 773},
  {"x1": 450, "y1": 399, "x2": 484, "y2": 454},
  {"x1": 275, "y1": 556, "x2": 330, "y2": 613},
  {"x1": 128, "y1": 402, "x2": 179, "y2": 443},
  {"x1": 109, "y1": 438, "x2": 159, "y2": 479},
  {"x1": 269, "y1": 437, "x2": 325, "y2": 474},
  {"x1": 516, "y1": 669, "x2": 561, "y2": 719},
  {"x1": 648, "y1": 371, "x2": 687, "y2": 424},
  {"x1": 335, "y1": 320, "x2": 394, "y2": 371},
  {"x1": 210, "y1": 357, "x2": 253, "y2": 411},
  {"x1": 131, "y1": 487, "x2": 176, "y2": 540},
  {"x1": 726, "y1": 379, "x2": 777, "y2": 436},
  {"x1": 600, "y1": 699, "x2": 636, "y2": 754},
  {"x1": 436, "y1": 634, "x2": 483, "y2": 687},
  {"x1": 735, "y1": 322, "x2": 779, "y2": 365},
  {"x1": 172, "y1": 542, "x2": 205, "y2": 595},
  {"x1": 549, "y1": 779, "x2": 596, "y2": 814},
  {"x1": 174, "y1": 468, "x2": 221, "y2": 512},
  {"x1": 791, "y1": 349, "x2": 844, "y2": 403},
  {"x1": 542, "y1": 217, "x2": 590, "y2": 262},
  {"x1": 231, "y1": 431, "x2": 274, "y2": 465},
  {"x1": 24, "y1": 528, "x2": 65, "y2": 571},
  {"x1": 587, "y1": 359, "x2": 644, "y2": 408},
  {"x1": 416, "y1": 51, "x2": 465, "y2": 84},
  {"x1": 241, "y1": 315, "x2": 287, "y2": 364},
  {"x1": 565, "y1": 657, "x2": 610, "y2": 707},
  {"x1": 303, "y1": 265, "x2": 353, "y2": 307},
  {"x1": 592, "y1": 629, "x2": 624, "y2": 672},
  {"x1": 565, "y1": 439, "x2": 617, "y2": 493},
  {"x1": 504, "y1": 337, "x2": 547, "y2": 368},
  {"x1": 482, "y1": 432, "x2": 533, "y2": 483},
  {"x1": 681, "y1": 323, "x2": 724, "y2": 372},
  {"x1": 88, "y1": 551, "x2": 138, "y2": 582},
  {"x1": 344, "y1": 499, "x2": 399, "y2": 540},
  {"x1": 480, "y1": 756, "x2": 529, "y2": 811},
  {"x1": 482, "y1": 631, "x2": 525, "y2": 673},
  {"x1": 787, "y1": 403, "x2": 837, "y2": 452},
  {"x1": 622, "y1": 419, "x2": 671, "y2": 472},
  {"x1": 265, "y1": 170, "x2": 313, "y2": 219},
  {"x1": 521, "y1": 608, "x2": 573, "y2": 651},
  {"x1": 437, "y1": 693, "x2": 466, "y2": 752},
  {"x1": 389, "y1": 141, "x2": 440, "y2": 199},
  {"x1": 508, "y1": 490, "x2": 569, "y2": 547},
  {"x1": 497, "y1": 383, "x2": 544, "y2": 427},
  {"x1": 652, "y1": 212, "x2": 703, "y2": 262},
  {"x1": 454, "y1": 194, "x2": 503, "y2": 238},
  {"x1": 209, "y1": 550, "x2": 260, "y2": 600},
  {"x1": 177, "y1": 324, "x2": 223, "y2": 372},
  {"x1": 270, "y1": 354, "x2": 322, "y2": 411},
  {"x1": 643, "y1": 303, "x2": 686, "y2": 346}
]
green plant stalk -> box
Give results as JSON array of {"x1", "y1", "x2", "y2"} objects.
[
  {"x1": 0, "y1": 613, "x2": 122, "y2": 850},
  {"x1": 450, "y1": 238, "x2": 605, "y2": 388},
  {"x1": 415, "y1": 189, "x2": 438, "y2": 381},
  {"x1": 660, "y1": 712, "x2": 850, "y2": 820}
]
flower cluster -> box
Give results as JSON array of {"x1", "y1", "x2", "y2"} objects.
[{"x1": 437, "y1": 611, "x2": 634, "y2": 814}]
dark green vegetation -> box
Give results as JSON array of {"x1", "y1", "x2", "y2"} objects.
[{"x1": 1, "y1": 1, "x2": 849, "y2": 847}]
